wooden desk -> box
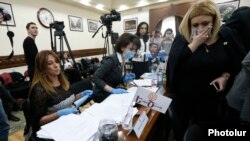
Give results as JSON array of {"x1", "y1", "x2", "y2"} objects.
[
  {"x1": 117, "y1": 85, "x2": 169, "y2": 141},
  {"x1": 117, "y1": 109, "x2": 160, "y2": 141}
]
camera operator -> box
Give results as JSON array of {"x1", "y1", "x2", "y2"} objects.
[
  {"x1": 23, "y1": 22, "x2": 38, "y2": 82},
  {"x1": 0, "y1": 12, "x2": 10, "y2": 141}
]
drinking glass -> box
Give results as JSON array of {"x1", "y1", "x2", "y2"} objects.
[{"x1": 98, "y1": 119, "x2": 118, "y2": 141}]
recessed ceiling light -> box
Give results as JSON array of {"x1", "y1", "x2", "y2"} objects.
[
  {"x1": 96, "y1": 4, "x2": 104, "y2": 11},
  {"x1": 158, "y1": 0, "x2": 167, "y2": 2},
  {"x1": 138, "y1": 1, "x2": 149, "y2": 7},
  {"x1": 118, "y1": 5, "x2": 129, "y2": 11},
  {"x1": 79, "y1": 0, "x2": 91, "y2": 6}
]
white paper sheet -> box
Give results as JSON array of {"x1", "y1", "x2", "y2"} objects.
[
  {"x1": 37, "y1": 113, "x2": 99, "y2": 141},
  {"x1": 133, "y1": 79, "x2": 152, "y2": 87},
  {"x1": 37, "y1": 87, "x2": 139, "y2": 141}
]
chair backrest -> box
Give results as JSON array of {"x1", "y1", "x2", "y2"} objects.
[
  {"x1": 81, "y1": 58, "x2": 91, "y2": 70},
  {"x1": 63, "y1": 68, "x2": 82, "y2": 84},
  {"x1": 22, "y1": 99, "x2": 31, "y2": 136},
  {"x1": 9, "y1": 72, "x2": 25, "y2": 84}
]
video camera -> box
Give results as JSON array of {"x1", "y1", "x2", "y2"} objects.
[
  {"x1": 50, "y1": 21, "x2": 65, "y2": 36},
  {"x1": 0, "y1": 7, "x2": 11, "y2": 21},
  {"x1": 100, "y1": 9, "x2": 121, "y2": 25},
  {"x1": 50, "y1": 21, "x2": 65, "y2": 31}
]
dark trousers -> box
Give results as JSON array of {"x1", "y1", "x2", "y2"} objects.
[{"x1": 0, "y1": 85, "x2": 18, "y2": 116}]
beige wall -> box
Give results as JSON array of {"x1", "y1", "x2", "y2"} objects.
[
  {"x1": 240, "y1": 0, "x2": 250, "y2": 6},
  {"x1": 0, "y1": 0, "x2": 105, "y2": 73},
  {"x1": 0, "y1": 0, "x2": 105, "y2": 56},
  {"x1": 0, "y1": 0, "x2": 249, "y2": 73}
]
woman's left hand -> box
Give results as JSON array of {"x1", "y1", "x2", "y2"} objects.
[{"x1": 210, "y1": 76, "x2": 229, "y2": 92}]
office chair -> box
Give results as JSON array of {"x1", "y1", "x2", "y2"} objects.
[{"x1": 63, "y1": 68, "x2": 82, "y2": 84}]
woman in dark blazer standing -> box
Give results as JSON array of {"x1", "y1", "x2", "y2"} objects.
[{"x1": 92, "y1": 33, "x2": 140, "y2": 103}]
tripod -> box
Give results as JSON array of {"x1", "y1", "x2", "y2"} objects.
[
  {"x1": 92, "y1": 24, "x2": 117, "y2": 57},
  {"x1": 50, "y1": 25, "x2": 81, "y2": 76}
]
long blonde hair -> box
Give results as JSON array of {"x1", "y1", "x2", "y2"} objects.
[
  {"x1": 29, "y1": 50, "x2": 70, "y2": 96},
  {"x1": 179, "y1": 0, "x2": 221, "y2": 43}
]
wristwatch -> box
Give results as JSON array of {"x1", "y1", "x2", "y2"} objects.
[{"x1": 37, "y1": 8, "x2": 54, "y2": 28}]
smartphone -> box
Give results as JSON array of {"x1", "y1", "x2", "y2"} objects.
[{"x1": 210, "y1": 82, "x2": 219, "y2": 91}]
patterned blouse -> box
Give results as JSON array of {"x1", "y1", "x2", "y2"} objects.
[{"x1": 29, "y1": 83, "x2": 75, "y2": 135}]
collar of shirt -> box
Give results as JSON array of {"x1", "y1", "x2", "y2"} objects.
[
  {"x1": 116, "y1": 52, "x2": 123, "y2": 64},
  {"x1": 116, "y1": 52, "x2": 126, "y2": 76}
]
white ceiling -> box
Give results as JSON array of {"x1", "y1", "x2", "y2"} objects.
[
  {"x1": 54, "y1": 0, "x2": 183, "y2": 13},
  {"x1": 53, "y1": 0, "x2": 233, "y2": 13}
]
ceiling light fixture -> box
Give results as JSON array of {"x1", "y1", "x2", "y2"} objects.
[
  {"x1": 96, "y1": 4, "x2": 104, "y2": 11},
  {"x1": 158, "y1": 0, "x2": 167, "y2": 2},
  {"x1": 137, "y1": 0, "x2": 149, "y2": 7},
  {"x1": 79, "y1": 0, "x2": 91, "y2": 6},
  {"x1": 118, "y1": 5, "x2": 129, "y2": 11}
]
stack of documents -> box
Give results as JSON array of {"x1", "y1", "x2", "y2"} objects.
[
  {"x1": 37, "y1": 113, "x2": 99, "y2": 141},
  {"x1": 37, "y1": 87, "x2": 138, "y2": 141}
]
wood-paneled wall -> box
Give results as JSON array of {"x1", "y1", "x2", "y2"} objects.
[
  {"x1": 0, "y1": 48, "x2": 106, "y2": 69},
  {"x1": 149, "y1": 2, "x2": 194, "y2": 32}
]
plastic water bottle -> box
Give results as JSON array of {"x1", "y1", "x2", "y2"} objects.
[{"x1": 157, "y1": 68, "x2": 163, "y2": 86}]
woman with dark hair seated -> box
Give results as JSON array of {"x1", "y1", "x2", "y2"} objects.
[{"x1": 92, "y1": 33, "x2": 140, "y2": 103}]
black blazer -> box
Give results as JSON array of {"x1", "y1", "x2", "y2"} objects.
[
  {"x1": 224, "y1": 7, "x2": 250, "y2": 53},
  {"x1": 167, "y1": 33, "x2": 243, "y2": 96},
  {"x1": 92, "y1": 53, "x2": 124, "y2": 103}
]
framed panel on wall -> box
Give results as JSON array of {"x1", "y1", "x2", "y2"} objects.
[
  {"x1": 217, "y1": 0, "x2": 240, "y2": 21},
  {"x1": 123, "y1": 18, "x2": 137, "y2": 32},
  {"x1": 0, "y1": 2, "x2": 16, "y2": 26},
  {"x1": 68, "y1": 15, "x2": 83, "y2": 32},
  {"x1": 87, "y1": 19, "x2": 98, "y2": 32}
]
